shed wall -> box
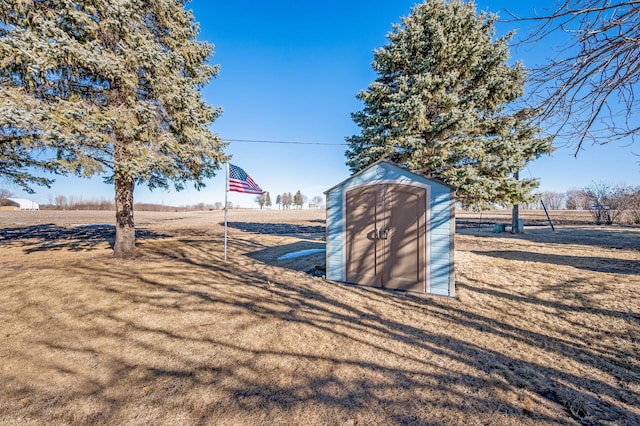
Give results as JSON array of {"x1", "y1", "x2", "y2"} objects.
[{"x1": 428, "y1": 189, "x2": 454, "y2": 296}]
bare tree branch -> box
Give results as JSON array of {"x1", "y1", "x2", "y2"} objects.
[{"x1": 508, "y1": 1, "x2": 640, "y2": 154}]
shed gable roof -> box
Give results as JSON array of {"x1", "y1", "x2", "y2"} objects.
[{"x1": 325, "y1": 159, "x2": 456, "y2": 194}]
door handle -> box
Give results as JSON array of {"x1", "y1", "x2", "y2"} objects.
[
  {"x1": 367, "y1": 227, "x2": 389, "y2": 240},
  {"x1": 380, "y1": 227, "x2": 389, "y2": 240}
]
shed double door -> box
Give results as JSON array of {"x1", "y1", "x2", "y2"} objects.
[{"x1": 345, "y1": 184, "x2": 427, "y2": 292}]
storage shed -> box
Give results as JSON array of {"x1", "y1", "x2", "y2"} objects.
[
  {"x1": 7, "y1": 198, "x2": 39, "y2": 210},
  {"x1": 325, "y1": 159, "x2": 455, "y2": 296}
]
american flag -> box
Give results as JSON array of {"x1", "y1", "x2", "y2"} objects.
[{"x1": 229, "y1": 164, "x2": 264, "y2": 194}]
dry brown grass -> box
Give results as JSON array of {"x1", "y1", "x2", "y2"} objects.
[
  {"x1": 456, "y1": 209, "x2": 595, "y2": 226},
  {"x1": 0, "y1": 209, "x2": 638, "y2": 425}
]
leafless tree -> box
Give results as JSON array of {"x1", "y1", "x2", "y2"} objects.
[
  {"x1": 542, "y1": 191, "x2": 566, "y2": 210},
  {"x1": 627, "y1": 188, "x2": 640, "y2": 223},
  {"x1": 0, "y1": 187, "x2": 16, "y2": 206},
  {"x1": 310, "y1": 195, "x2": 324, "y2": 209},
  {"x1": 508, "y1": 1, "x2": 640, "y2": 153},
  {"x1": 584, "y1": 181, "x2": 635, "y2": 224},
  {"x1": 54, "y1": 195, "x2": 67, "y2": 209},
  {"x1": 0, "y1": 188, "x2": 13, "y2": 199},
  {"x1": 283, "y1": 192, "x2": 293, "y2": 210},
  {"x1": 565, "y1": 189, "x2": 590, "y2": 210}
]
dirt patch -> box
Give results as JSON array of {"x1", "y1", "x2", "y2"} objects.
[{"x1": 0, "y1": 209, "x2": 638, "y2": 425}]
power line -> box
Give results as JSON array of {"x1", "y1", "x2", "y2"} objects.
[{"x1": 223, "y1": 138, "x2": 348, "y2": 146}]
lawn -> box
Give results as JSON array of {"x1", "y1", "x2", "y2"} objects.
[{"x1": 0, "y1": 209, "x2": 638, "y2": 425}]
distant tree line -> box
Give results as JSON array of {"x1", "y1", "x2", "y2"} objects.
[
  {"x1": 274, "y1": 191, "x2": 303, "y2": 209},
  {"x1": 521, "y1": 183, "x2": 640, "y2": 225},
  {"x1": 2, "y1": 187, "x2": 329, "y2": 211},
  {"x1": 39, "y1": 196, "x2": 222, "y2": 212},
  {"x1": 0, "y1": 188, "x2": 225, "y2": 212},
  {"x1": 254, "y1": 191, "x2": 325, "y2": 210}
]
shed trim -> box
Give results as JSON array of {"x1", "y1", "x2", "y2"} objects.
[
  {"x1": 448, "y1": 193, "x2": 456, "y2": 297},
  {"x1": 324, "y1": 158, "x2": 456, "y2": 195}
]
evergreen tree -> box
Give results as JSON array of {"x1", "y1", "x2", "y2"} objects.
[
  {"x1": 0, "y1": 0, "x2": 226, "y2": 256},
  {"x1": 0, "y1": 140, "x2": 57, "y2": 193},
  {"x1": 275, "y1": 194, "x2": 282, "y2": 209},
  {"x1": 286, "y1": 192, "x2": 293, "y2": 209},
  {"x1": 346, "y1": 0, "x2": 552, "y2": 208},
  {"x1": 293, "y1": 190, "x2": 305, "y2": 209},
  {"x1": 265, "y1": 191, "x2": 272, "y2": 208}
]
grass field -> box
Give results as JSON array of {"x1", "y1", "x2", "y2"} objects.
[{"x1": 0, "y1": 209, "x2": 638, "y2": 425}]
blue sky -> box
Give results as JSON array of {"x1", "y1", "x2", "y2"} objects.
[{"x1": 10, "y1": 0, "x2": 640, "y2": 207}]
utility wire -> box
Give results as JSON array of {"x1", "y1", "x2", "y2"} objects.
[{"x1": 223, "y1": 138, "x2": 348, "y2": 146}]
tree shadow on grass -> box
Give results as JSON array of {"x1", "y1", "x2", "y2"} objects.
[
  {"x1": 224, "y1": 221, "x2": 325, "y2": 238},
  {"x1": 474, "y1": 250, "x2": 640, "y2": 275},
  {"x1": 524, "y1": 226, "x2": 640, "y2": 251},
  {"x1": 460, "y1": 226, "x2": 640, "y2": 251},
  {"x1": 0, "y1": 224, "x2": 166, "y2": 252},
  {"x1": 3, "y1": 236, "x2": 639, "y2": 424}
]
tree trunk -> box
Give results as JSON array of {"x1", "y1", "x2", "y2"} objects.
[
  {"x1": 113, "y1": 175, "x2": 136, "y2": 257},
  {"x1": 511, "y1": 203, "x2": 520, "y2": 234},
  {"x1": 511, "y1": 170, "x2": 520, "y2": 234}
]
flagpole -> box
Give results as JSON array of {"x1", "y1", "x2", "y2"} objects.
[{"x1": 224, "y1": 162, "x2": 229, "y2": 261}]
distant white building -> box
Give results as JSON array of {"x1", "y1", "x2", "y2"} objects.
[{"x1": 7, "y1": 198, "x2": 39, "y2": 210}]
